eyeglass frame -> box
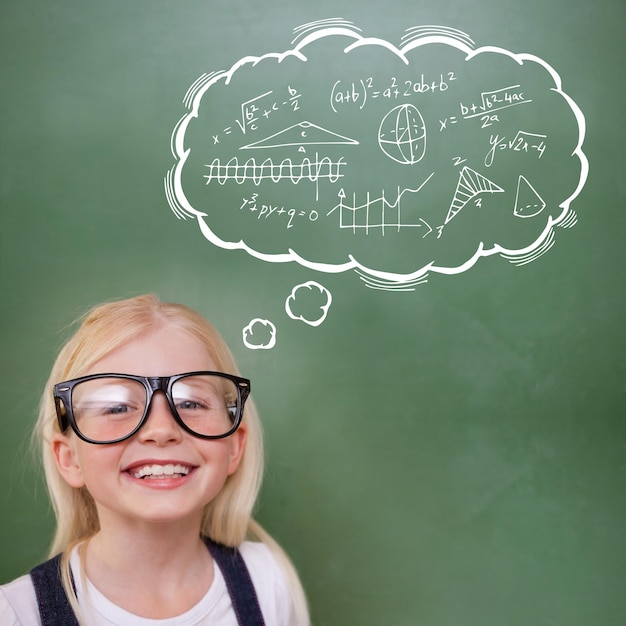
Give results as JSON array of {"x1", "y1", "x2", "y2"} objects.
[{"x1": 53, "y1": 371, "x2": 251, "y2": 445}]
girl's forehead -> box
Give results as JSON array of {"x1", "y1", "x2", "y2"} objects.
[{"x1": 86, "y1": 325, "x2": 219, "y2": 376}]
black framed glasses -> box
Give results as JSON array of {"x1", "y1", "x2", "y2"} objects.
[{"x1": 54, "y1": 371, "x2": 251, "y2": 445}]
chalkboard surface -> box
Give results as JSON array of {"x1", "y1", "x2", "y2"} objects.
[{"x1": 1, "y1": 1, "x2": 624, "y2": 625}]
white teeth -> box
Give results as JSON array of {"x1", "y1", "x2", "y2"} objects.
[{"x1": 130, "y1": 464, "x2": 191, "y2": 479}]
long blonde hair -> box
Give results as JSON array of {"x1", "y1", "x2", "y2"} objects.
[{"x1": 35, "y1": 294, "x2": 309, "y2": 623}]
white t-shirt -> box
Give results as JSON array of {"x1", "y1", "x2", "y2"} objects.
[{"x1": 0, "y1": 541, "x2": 296, "y2": 625}]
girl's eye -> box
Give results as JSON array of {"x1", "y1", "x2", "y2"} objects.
[
  {"x1": 100, "y1": 402, "x2": 141, "y2": 418},
  {"x1": 77, "y1": 401, "x2": 140, "y2": 420},
  {"x1": 103, "y1": 403, "x2": 134, "y2": 415},
  {"x1": 176, "y1": 400, "x2": 205, "y2": 411}
]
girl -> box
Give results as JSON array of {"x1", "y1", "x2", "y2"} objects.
[{"x1": 0, "y1": 294, "x2": 310, "y2": 625}]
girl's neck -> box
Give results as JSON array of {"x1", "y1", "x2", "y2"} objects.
[
  {"x1": 90, "y1": 513, "x2": 204, "y2": 561},
  {"x1": 83, "y1": 517, "x2": 214, "y2": 618}
]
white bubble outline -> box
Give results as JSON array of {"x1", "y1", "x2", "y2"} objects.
[
  {"x1": 167, "y1": 27, "x2": 588, "y2": 283},
  {"x1": 285, "y1": 280, "x2": 332, "y2": 327},
  {"x1": 242, "y1": 318, "x2": 277, "y2": 350}
]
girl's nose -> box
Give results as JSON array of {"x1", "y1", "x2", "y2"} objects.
[{"x1": 137, "y1": 393, "x2": 183, "y2": 445}]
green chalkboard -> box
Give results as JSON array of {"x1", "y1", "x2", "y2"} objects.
[{"x1": 1, "y1": 1, "x2": 624, "y2": 625}]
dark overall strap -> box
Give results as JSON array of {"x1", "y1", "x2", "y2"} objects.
[
  {"x1": 30, "y1": 554, "x2": 79, "y2": 626},
  {"x1": 30, "y1": 542, "x2": 265, "y2": 626},
  {"x1": 206, "y1": 538, "x2": 266, "y2": 626}
]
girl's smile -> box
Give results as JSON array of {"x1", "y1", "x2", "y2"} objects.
[
  {"x1": 125, "y1": 461, "x2": 193, "y2": 479},
  {"x1": 123, "y1": 459, "x2": 196, "y2": 488}
]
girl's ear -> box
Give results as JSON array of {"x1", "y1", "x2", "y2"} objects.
[
  {"x1": 227, "y1": 424, "x2": 247, "y2": 475},
  {"x1": 51, "y1": 434, "x2": 86, "y2": 488}
]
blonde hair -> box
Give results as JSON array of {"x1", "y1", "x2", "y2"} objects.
[{"x1": 35, "y1": 294, "x2": 309, "y2": 624}]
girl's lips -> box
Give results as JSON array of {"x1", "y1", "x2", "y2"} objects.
[
  {"x1": 122, "y1": 460, "x2": 197, "y2": 482},
  {"x1": 123, "y1": 463, "x2": 196, "y2": 490}
]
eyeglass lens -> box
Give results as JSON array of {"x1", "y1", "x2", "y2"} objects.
[{"x1": 70, "y1": 374, "x2": 239, "y2": 442}]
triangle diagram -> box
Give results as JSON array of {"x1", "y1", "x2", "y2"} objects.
[
  {"x1": 444, "y1": 166, "x2": 504, "y2": 225},
  {"x1": 241, "y1": 121, "x2": 359, "y2": 149}
]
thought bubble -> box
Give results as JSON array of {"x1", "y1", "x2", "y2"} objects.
[
  {"x1": 242, "y1": 318, "x2": 277, "y2": 350},
  {"x1": 285, "y1": 280, "x2": 332, "y2": 326},
  {"x1": 166, "y1": 21, "x2": 587, "y2": 288}
]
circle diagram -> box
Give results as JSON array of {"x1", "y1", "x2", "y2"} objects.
[{"x1": 378, "y1": 104, "x2": 426, "y2": 164}]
